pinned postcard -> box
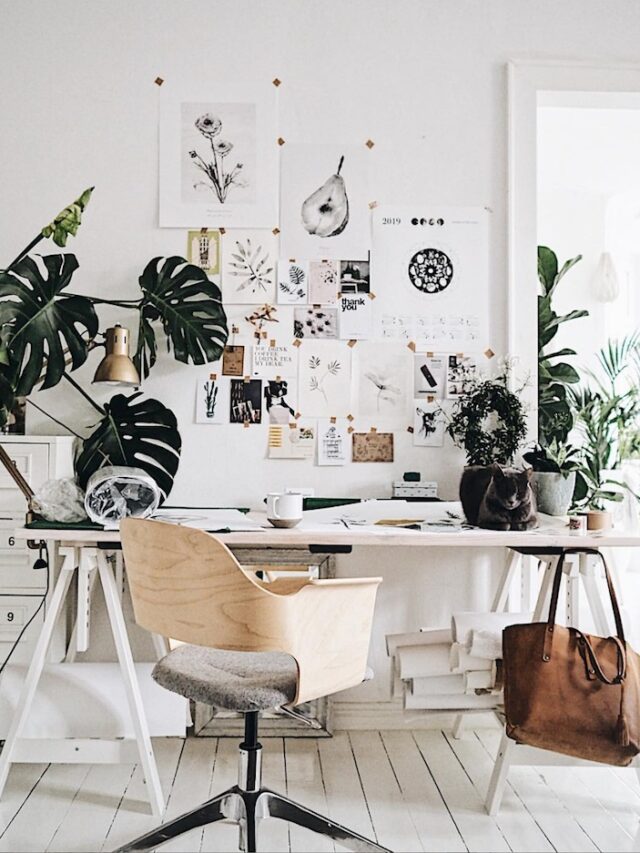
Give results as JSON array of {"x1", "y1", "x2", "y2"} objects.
[
  {"x1": 338, "y1": 294, "x2": 373, "y2": 340},
  {"x1": 268, "y1": 421, "x2": 315, "y2": 460},
  {"x1": 308, "y1": 259, "x2": 339, "y2": 304},
  {"x1": 317, "y1": 419, "x2": 350, "y2": 466},
  {"x1": 264, "y1": 379, "x2": 297, "y2": 424},
  {"x1": 414, "y1": 353, "x2": 446, "y2": 399},
  {"x1": 355, "y1": 341, "x2": 411, "y2": 428},
  {"x1": 413, "y1": 400, "x2": 445, "y2": 447},
  {"x1": 187, "y1": 230, "x2": 220, "y2": 277},
  {"x1": 195, "y1": 374, "x2": 228, "y2": 424},
  {"x1": 222, "y1": 345, "x2": 245, "y2": 376},
  {"x1": 352, "y1": 432, "x2": 394, "y2": 463},
  {"x1": 230, "y1": 378, "x2": 263, "y2": 423},
  {"x1": 252, "y1": 343, "x2": 297, "y2": 377},
  {"x1": 294, "y1": 306, "x2": 338, "y2": 339},
  {"x1": 446, "y1": 354, "x2": 477, "y2": 398},
  {"x1": 339, "y1": 259, "x2": 370, "y2": 294}
]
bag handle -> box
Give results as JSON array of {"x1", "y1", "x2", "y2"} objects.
[
  {"x1": 575, "y1": 629, "x2": 626, "y2": 684},
  {"x1": 543, "y1": 549, "x2": 626, "y2": 662}
]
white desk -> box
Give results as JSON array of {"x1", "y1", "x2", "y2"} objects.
[{"x1": 4, "y1": 501, "x2": 638, "y2": 817}]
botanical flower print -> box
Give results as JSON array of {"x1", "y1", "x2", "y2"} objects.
[
  {"x1": 221, "y1": 230, "x2": 277, "y2": 304},
  {"x1": 190, "y1": 113, "x2": 245, "y2": 203},
  {"x1": 364, "y1": 370, "x2": 402, "y2": 411}
]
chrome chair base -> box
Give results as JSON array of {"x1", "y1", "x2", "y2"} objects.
[{"x1": 113, "y1": 783, "x2": 389, "y2": 852}]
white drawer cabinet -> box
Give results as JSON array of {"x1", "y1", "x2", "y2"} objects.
[{"x1": 0, "y1": 436, "x2": 75, "y2": 663}]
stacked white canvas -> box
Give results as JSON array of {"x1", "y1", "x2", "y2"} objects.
[{"x1": 386, "y1": 611, "x2": 531, "y2": 712}]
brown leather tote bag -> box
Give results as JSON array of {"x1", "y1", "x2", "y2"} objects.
[{"x1": 503, "y1": 549, "x2": 640, "y2": 766}]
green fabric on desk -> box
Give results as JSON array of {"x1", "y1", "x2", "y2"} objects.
[{"x1": 302, "y1": 498, "x2": 362, "y2": 511}]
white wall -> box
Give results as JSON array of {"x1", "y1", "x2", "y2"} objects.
[{"x1": 4, "y1": 0, "x2": 640, "y2": 705}]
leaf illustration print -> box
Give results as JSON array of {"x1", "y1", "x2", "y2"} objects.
[
  {"x1": 228, "y1": 237, "x2": 274, "y2": 296},
  {"x1": 308, "y1": 356, "x2": 341, "y2": 406}
]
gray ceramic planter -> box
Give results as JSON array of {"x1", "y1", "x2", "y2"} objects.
[{"x1": 532, "y1": 471, "x2": 576, "y2": 516}]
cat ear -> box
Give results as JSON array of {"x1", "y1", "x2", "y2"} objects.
[
  {"x1": 491, "y1": 463, "x2": 503, "y2": 479},
  {"x1": 523, "y1": 467, "x2": 533, "y2": 481}
]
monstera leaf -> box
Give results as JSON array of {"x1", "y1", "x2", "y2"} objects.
[
  {"x1": 75, "y1": 393, "x2": 181, "y2": 500},
  {"x1": 134, "y1": 256, "x2": 228, "y2": 379},
  {"x1": 0, "y1": 254, "x2": 98, "y2": 395}
]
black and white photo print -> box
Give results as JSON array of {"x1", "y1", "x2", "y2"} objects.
[
  {"x1": 294, "y1": 306, "x2": 338, "y2": 339},
  {"x1": 414, "y1": 353, "x2": 446, "y2": 399},
  {"x1": 339, "y1": 259, "x2": 370, "y2": 294},
  {"x1": 230, "y1": 378, "x2": 263, "y2": 423},
  {"x1": 264, "y1": 379, "x2": 296, "y2": 424},
  {"x1": 446, "y1": 354, "x2": 477, "y2": 398}
]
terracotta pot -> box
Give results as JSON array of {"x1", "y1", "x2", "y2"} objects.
[{"x1": 586, "y1": 510, "x2": 613, "y2": 531}]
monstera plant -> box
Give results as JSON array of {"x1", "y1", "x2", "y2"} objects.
[{"x1": 0, "y1": 189, "x2": 228, "y2": 500}]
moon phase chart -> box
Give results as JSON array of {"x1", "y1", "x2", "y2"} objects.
[{"x1": 408, "y1": 248, "x2": 454, "y2": 294}]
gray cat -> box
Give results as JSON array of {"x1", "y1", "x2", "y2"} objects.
[{"x1": 460, "y1": 464, "x2": 538, "y2": 531}]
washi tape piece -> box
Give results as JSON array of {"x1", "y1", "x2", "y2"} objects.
[
  {"x1": 270, "y1": 339, "x2": 276, "y2": 348},
  {"x1": 210, "y1": 373, "x2": 217, "y2": 381},
  {"x1": 243, "y1": 375, "x2": 251, "y2": 384},
  {"x1": 347, "y1": 339, "x2": 357, "y2": 348},
  {"x1": 365, "y1": 139, "x2": 375, "y2": 149},
  {"x1": 293, "y1": 339, "x2": 302, "y2": 348},
  {"x1": 370, "y1": 426, "x2": 377, "y2": 433},
  {"x1": 407, "y1": 426, "x2": 414, "y2": 434},
  {"x1": 330, "y1": 416, "x2": 337, "y2": 424},
  {"x1": 277, "y1": 137, "x2": 286, "y2": 146},
  {"x1": 272, "y1": 78, "x2": 282, "y2": 87},
  {"x1": 407, "y1": 341, "x2": 416, "y2": 352},
  {"x1": 368, "y1": 200, "x2": 378, "y2": 210},
  {"x1": 484, "y1": 348, "x2": 495, "y2": 359},
  {"x1": 154, "y1": 77, "x2": 164, "y2": 86},
  {"x1": 219, "y1": 227, "x2": 226, "y2": 235},
  {"x1": 272, "y1": 227, "x2": 280, "y2": 235}
]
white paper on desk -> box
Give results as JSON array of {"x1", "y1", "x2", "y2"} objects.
[{"x1": 150, "y1": 508, "x2": 264, "y2": 532}]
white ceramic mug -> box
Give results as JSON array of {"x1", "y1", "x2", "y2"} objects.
[{"x1": 266, "y1": 492, "x2": 303, "y2": 528}]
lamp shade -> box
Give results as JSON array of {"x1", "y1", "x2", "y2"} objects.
[{"x1": 93, "y1": 325, "x2": 140, "y2": 386}]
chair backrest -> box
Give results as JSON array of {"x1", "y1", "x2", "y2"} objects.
[
  {"x1": 120, "y1": 517, "x2": 382, "y2": 706},
  {"x1": 120, "y1": 518, "x2": 291, "y2": 651}
]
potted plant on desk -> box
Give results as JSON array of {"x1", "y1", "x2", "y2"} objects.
[{"x1": 523, "y1": 441, "x2": 581, "y2": 516}]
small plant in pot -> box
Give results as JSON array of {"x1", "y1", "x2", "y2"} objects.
[{"x1": 523, "y1": 440, "x2": 581, "y2": 516}]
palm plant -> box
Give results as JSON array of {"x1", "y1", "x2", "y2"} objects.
[{"x1": 571, "y1": 333, "x2": 640, "y2": 509}]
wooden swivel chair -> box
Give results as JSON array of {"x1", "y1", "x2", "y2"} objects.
[{"x1": 114, "y1": 518, "x2": 386, "y2": 853}]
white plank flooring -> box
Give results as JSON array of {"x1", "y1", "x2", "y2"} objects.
[{"x1": 0, "y1": 730, "x2": 639, "y2": 852}]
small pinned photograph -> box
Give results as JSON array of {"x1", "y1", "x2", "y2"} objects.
[
  {"x1": 230, "y1": 379, "x2": 263, "y2": 423},
  {"x1": 339, "y1": 259, "x2": 370, "y2": 294},
  {"x1": 446, "y1": 354, "x2": 477, "y2": 398},
  {"x1": 294, "y1": 306, "x2": 338, "y2": 339},
  {"x1": 414, "y1": 353, "x2": 446, "y2": 398},
  {"x1": 352, "y1": 432, "x2": 394, "y2": 463},
  {"x1": 222, "y1": 345, "x2": 245, "y2": 376},
  {"x1": 187, "y1": 229, "x2": 220, "y2": 278},
  {"x1": 413, "y1": 400, "x2": 445, "y2": 447},
  {"x1": 264, "y1": 379, "x2": 296, "y2": 424},
  {"x1": 267, "y1": 421, "x2": 315, "y2": 460}
]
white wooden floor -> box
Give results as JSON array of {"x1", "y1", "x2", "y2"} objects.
[{"x1": 1, "y1": 729, "x2": 639, "y2": 852}]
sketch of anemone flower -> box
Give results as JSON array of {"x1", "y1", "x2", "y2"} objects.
[
  {"x1": 195, "y1": 114, "x2": 222, "y2": 138},
  {"x1": 191, "y1": 114, "x2": 244, "y2": 203},
  {"x1": 214, "y1": 140, "x2": 233, "y2": 157},
  {"x1": 364, "y1": 370, "x2": 401, "y2": 411}
]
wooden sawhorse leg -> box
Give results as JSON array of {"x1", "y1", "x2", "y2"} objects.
[{"x1": 0, "y1": 546, "x2": 164, "y2": 818}]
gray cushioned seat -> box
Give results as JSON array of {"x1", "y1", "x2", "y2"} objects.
[{"x1": 152, "y1": 645, "x2": 299, "y2": 712}]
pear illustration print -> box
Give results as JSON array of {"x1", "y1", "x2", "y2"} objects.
[{"x1": 301, "y1": 156, "x2": 349, "y2": 238}]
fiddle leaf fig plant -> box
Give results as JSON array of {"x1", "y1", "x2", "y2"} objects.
[
  {"x1": 537, "y1": 246, "x2": 588, "y2": 447},
  {"x1": 0, "y1": 187, "x2": 229, "y2": 501}
]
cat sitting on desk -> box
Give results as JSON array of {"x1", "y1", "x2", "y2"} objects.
[{"x1": 460, "y1": 464, "x2": 538, "y2": 530}]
